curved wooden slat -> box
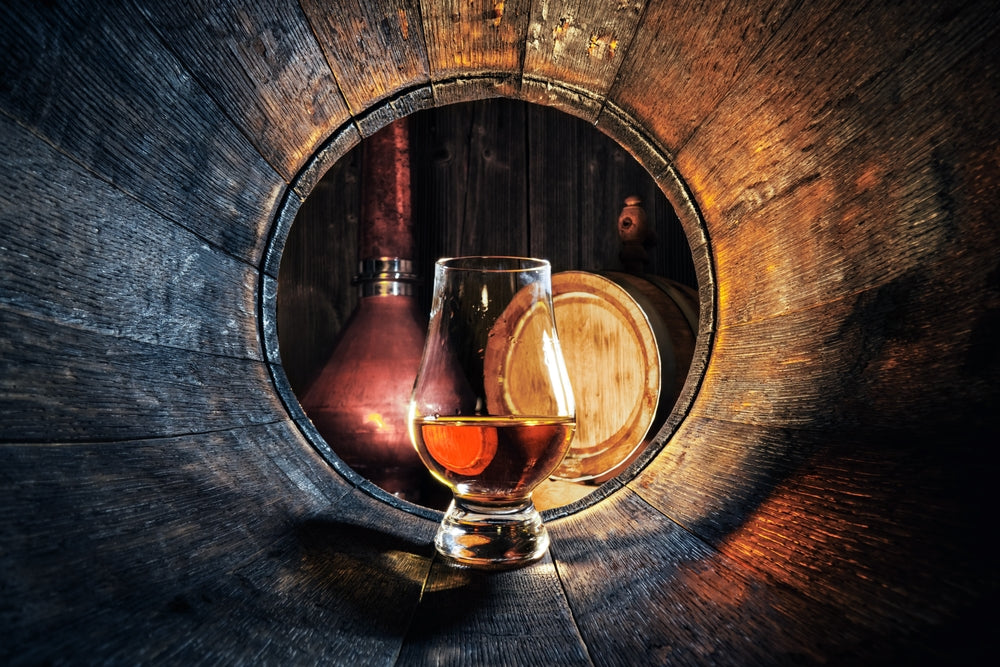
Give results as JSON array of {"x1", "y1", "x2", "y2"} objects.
[
  {"x1": 608, "y1": 0, "x2": 801, "y2": 152},
  {"x1": 0, "y1": 0, "x2": 997, "y2": 664},
  {"x1": 0, "y1": 114, "x2": 262, "y2": 361},
  {"x1": 691, "y1": 296, "x2": 999, "y2": 433},
  {"x1": 679, "y1": 0, "x2": 1000, "y2": 323},
  {"x1": 399, "y1": 555, "x2": 591, "y2": 664},
  {"x1": 0, "y1": 424, "x2": 436, "y2": 665},
  {"x1": 420, "y1": 0, "x2": 529, "y2": 105},
  {"x1": 551, "y1": 488, "x2": 830, "y2": 664},
  {"x1": 300, "y1": 0, "x2": 430, "y2": 116},
  {"x1": 134, "y1": 0, "x2": 351, "y2": 182},
  {"x1": 630, "y1": 422, "x2": 993, "y2": 663},
  {"x1": 0, "y1": 309, "x2": 284, "y2": 443},
  {"x1": 0, "y1": 0, "x2": 283, "y2": 264},
  {"x1": 522, "y1": 0, "x2": 646, "y2": 120}
]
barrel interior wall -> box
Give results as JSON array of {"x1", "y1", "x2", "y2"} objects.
[{"x1": 2, "y1": 0, "x2": 998, "y2": 664}]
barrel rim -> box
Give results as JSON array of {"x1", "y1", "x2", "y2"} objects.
[
  {"x1": 547, "y1": 270, "x2": 663, "y2": 483},
  {"x1": 257, "y1": 78, "x2": 717, "y2": 522}
]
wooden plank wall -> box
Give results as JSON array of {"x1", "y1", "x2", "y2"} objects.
[
  {"x1": 277, "y1": 98, "x2": 695, "y2": 395},
  {"x1": 2, "y1": 0, "x2": 997, "y2": 664}
]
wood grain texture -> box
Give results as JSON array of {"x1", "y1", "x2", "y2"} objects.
[
  {"x1": 408, "y1": 99, "x2": 693, "y2": 278},
  {"x1": 550, "y1": 271, "x2": 662, "y2": 481},
  {"x1": 608, "y1": 0, "x2": 800, "y2": 152},
  {"x1": 679, "y1": 0, "x2": 1000, "y2": 325},
  {"x1": 522, "y1": 0, "x2": 645, "y2": 117},
  {"x1": 0, "y1": 309, "x2": 284, "y2": 443},
  {"x1": 548, "y1": 270, "x2": 699, "y2": 483},
  {"x1": 0, "y1": 0, "x2": 283, "y2": 265},
  {"x1": 134, "y1": 0, "x2": 351, "y2": 182},
  {"x1": 1, "y1": 0, "x2": 998, "y2": 663},
  {"x1": 398, "y1": 554, "x2": 591, "y2": 665},
  {"x1": 300, "y1": 0, "x2": 430, "y2": 115},
  {"x1": 627, "y1": 425, "x2": 994, "y2": 664},
  {"x1": 412, "y1": 98, "x2": 530, "y2": 259},
  {"x1": 354, "y1": 86, "x2": 436, "y2": 139},
  {"x1": 527, "y1": 102, "x2": 693, "y2": 277},
  {"x1": 591, "y1": 102, "x2": 714, "y2": 284},
  {"x1": 550, "y1": 488, "x2": 829, "y2": 664},
  {"x1": 691, "y1": 293, "x2": 1000, "y2": 434},
  {"x1": 1, "y1": 113, "x2": 262, "y2": 361},
  {"x1": 421, "y1": 0, "x2": 531, "y2": 101},
  {"x1": 0, "y1": 426, "x2": 436, "y2": 665}
]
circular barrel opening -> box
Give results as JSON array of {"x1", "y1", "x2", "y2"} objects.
[{"x1": 274, "y1": 98, "x2": 705, "y2": 513}]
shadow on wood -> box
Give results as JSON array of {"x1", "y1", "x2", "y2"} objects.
[{"x1": 2, "y1": 0, "x2": 998, "y2": 664}]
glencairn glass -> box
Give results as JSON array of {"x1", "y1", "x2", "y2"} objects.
[{"x1": 409, "y1": 257, "x2": 575, "y2": 568}]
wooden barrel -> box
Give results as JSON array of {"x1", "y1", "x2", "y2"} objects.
[
  {"x1": 549, "y1": 270, "x2": 698, "y2": 482},
  {"x1": 2, "y1": 1, "x2": 997, "y2": 664}
]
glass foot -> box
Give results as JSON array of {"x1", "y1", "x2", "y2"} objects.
[{"x1": 434, "y1": 497, "x2": 549, "y2": 569}]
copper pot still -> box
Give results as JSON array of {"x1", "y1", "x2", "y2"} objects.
[{"x1": 299, "y1": 119, "x2": 432, "y2": 503}]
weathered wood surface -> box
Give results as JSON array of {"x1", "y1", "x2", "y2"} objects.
[
  {"x1": 398, "y1": 555, "x2": 592, "y2": 665},
  {"x1": 552, "y1": 488, "x2": 834, "y2": 664},
  {"x1": 421, "y1": 0, "x2": 530, "y2": 105},
  {"x1": 0, "y1": 426, "x2": 437, "y2": 664},
  {"x1": 135, "y1": 0, "x2": 350, "y2": 182},
  {"x1": 300, "y1": 0, "x2": 430, "y2": 116},
  {"x1": 679, "y1": 0, "x2": 1000, "y2": 325},
  {"x1": 1, "y1": 0, "x2": 997, "y2": 664},
  {"x1": 0, "y1": 308, "x2": 282, "y2": 442},
  {"x1": 0, "y1": 113, "x2": 261, "y2": 361},
  {"x1": 0, "y1": 0, "x2": 284, "y2": 265},
  {"x1": 522, "y1": 0, "x2": 646, "y2": 120},
  {"x1": 631, "y1": 423, "x2": 993, "y2": 664},
  {"x1": 414, "y1": 99, "x2": 531, "y2": 259},
  {"x1": 609, "y1": 0, "x2": 802, "y2": 152}
]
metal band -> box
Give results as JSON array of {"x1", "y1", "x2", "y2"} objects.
[{"x1": 355, "y1": 257, "x2": 419, "y2": 297}]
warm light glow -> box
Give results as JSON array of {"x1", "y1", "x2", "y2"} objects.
[
  {"x1": 364, "y1": 412, "x2": 387, "y2": 430},
  {"x1": 542, "y1": 330, "x2": 574, "y2": 416}
]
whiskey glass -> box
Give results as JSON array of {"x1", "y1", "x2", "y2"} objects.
[{"x1": 409, "y1": 257, "x2": 576, "y2": 568}]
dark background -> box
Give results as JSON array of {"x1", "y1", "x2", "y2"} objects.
[{"x1": 277, "y1": 98, "x2": 697, "y2": 395}]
